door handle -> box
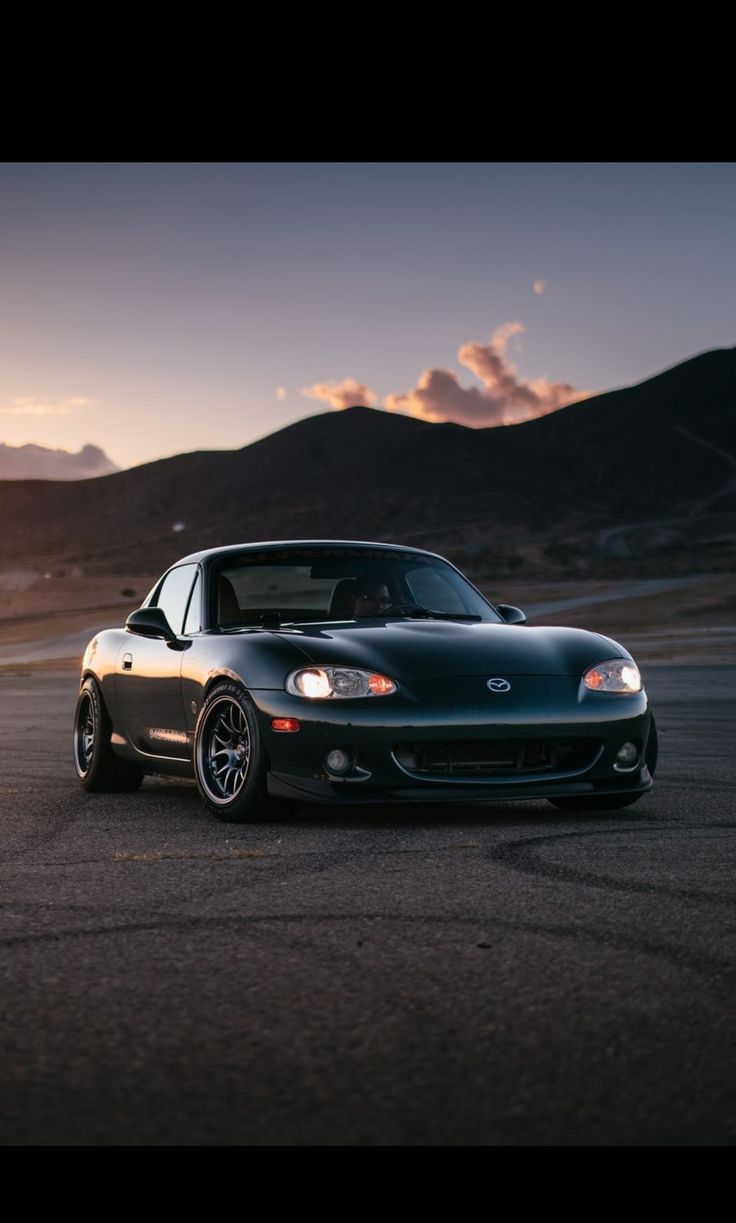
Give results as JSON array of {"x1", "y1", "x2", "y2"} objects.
[{"x1": 122, "y1": 653, "x2": 133, "y2": 671}]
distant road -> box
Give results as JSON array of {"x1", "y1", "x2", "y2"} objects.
[
  {"x1": 0, "y1": 666, "x2": 734, "y2": 1145},
  {"x1": 0, "y1": 579, "x2": 697, "y2": 665},
  {"x1": 522, "y1": 576, "x2": 695, "y2": 617},
  {"x1": 0, "y1": 620, "x2": 121, "y2": 666}
]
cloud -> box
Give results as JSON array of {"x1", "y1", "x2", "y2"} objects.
[
  {"x1": 0, "y1": 442, "x2": 118, "y2": 480},
  {"x1": 384, "y1": 322, "x2": 590, "y2": 427},
  {"x1": 276, "y1": 386, "x2": 287, "y2": 401},
  {"x1": 533, "y1": 279, "x2": 547, "y2": 295},
  {"x1": 301, "y1": 378, "x2": 377, "y2": 410},
  {"x1": 0, "y1": 395, "x2": 97, "y2": 417}
]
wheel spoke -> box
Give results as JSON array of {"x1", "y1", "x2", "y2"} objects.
[
  {"x1": 199, "y1": 697, "x2": 252, "y2": 804},
  {"x1": 76, "y1": 695, "x2": 96, "y2": 772},
  {"x1": 198, "y1": 699, "x2": 251, "y2": 802}
]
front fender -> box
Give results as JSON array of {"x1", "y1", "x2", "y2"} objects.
[
  {"x1": 81, "y1": 628, "x2": 129, "y2": 726},
  {"x1": 180, "y1": 631, "x2": 313, "y2": 733}
]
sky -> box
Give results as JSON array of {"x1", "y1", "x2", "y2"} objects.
[{"x1": 1, "y1": 161, "x2": 735, "y2": 470}]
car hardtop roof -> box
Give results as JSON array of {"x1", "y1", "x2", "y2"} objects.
[{"x1": 175, "y1": 540, "x2": 445, "y2": 566}]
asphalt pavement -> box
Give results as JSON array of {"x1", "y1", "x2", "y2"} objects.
[{"x1": 0, "y1": 666, "x2": 734, "y2": 1145}]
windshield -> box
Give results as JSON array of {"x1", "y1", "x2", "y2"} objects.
[{"x1": 215, "y1": 547, "x2": 500, "y2": 627}]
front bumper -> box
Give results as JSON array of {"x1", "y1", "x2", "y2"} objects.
[{"x1": 252, "y1": 675, "x2": 654, "y2": 805}]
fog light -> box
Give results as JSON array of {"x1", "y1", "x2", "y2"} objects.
[
  {"x1": 614, "y1": 741, "x2": 639, "y2": 770},
  {"x1": 325, "y1": 748, "x2": 352, "y2": 774}
]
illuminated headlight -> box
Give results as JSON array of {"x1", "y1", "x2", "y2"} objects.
[
  {"x1": 583, "y1": 659, "x2": 642, "y2": 694},
  {"x1": 286, "y1": 667, "x2": 397, "y2": 699}
]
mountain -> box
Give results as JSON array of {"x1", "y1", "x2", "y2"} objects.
[
  {"x1": 0, "y1": 346, "x2": 734, "y2": 579},
  {"x1": 0, "y1": 442, "x2": 119, "y2": 481}
]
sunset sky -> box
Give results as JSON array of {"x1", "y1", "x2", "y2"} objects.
[{"x1": 1, "y1": 162, "x2": 735, "y2": 470}]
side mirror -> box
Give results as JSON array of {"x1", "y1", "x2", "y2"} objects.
[
  {"x1": 126, "y1": 607, "x2": 178, "y2": 642},
  {"x1": 496, "y1": 604, "x2": 526, "y2": 625}
]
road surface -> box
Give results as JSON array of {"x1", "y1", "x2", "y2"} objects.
[{"x1": 0, "y1": 667, "x2": 734, "y2": 1145}]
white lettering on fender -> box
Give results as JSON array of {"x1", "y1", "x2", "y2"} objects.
[{"x1": 149, "y1": 728, "x2": 189, "y2": 745}]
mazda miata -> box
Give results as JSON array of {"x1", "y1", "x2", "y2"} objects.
[{"x1": 73, "y1": 540, "x2": 657, "y2": 821}]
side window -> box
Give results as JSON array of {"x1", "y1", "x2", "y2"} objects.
[
  {"x1": 183, "y1": 570, "x2": 202, "y2": 635},
  {"x1": 154, "y1": 564, "x2": 198, "y2": 635}
]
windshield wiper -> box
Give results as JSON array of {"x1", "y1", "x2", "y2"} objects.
[
  {"x1": 221, "y1": 611, "x2": 283, "y2": 630},
  {"x1": 259, "y1": 611, "x2": 282, "y2": 628},
  {"x1": 383, "y1": 603, "x2": 482, "y2": 621}
]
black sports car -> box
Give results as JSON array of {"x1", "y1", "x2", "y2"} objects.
[{"x1": 73, "y1": 540, "x2": 656, "y2": 821}]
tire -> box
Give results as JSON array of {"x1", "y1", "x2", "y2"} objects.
[
  {"x1": 548, "y1": 714, "x2": 658, "y2": 812},
  {"x1": 194, "y1": 681, "x2": 286, "y2": 822},
  {"x1": 73, "y1": 677, "x2": 144, "y2": 793}
]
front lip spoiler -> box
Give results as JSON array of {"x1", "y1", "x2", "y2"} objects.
[{"x1": 268, "y1": 767, "x2": 654, "y2": 805}]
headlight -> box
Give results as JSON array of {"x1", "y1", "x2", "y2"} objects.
[
  {"x1": 286, "y1": 667, "x2": 397, "y2": 698},
  {"x1": 583, "y1": 659, "x2": 642, "y2": 693}
]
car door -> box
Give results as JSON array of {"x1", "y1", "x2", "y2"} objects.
[{"x1": 116, "y1": 564, "x2": 200, "y2": 759}]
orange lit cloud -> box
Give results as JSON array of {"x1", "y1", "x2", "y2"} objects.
[
  {"x1": 533, "y1": 279, "x2": 547, "y2": 295},
  {"x1": 276, "y1": 386, "x2": 287, "y2": 401},
  {"x1": 384, "y1": 322, "x2": 590, "y2": 426},
  {"x1": 0, "y1": 395, "x2": 97, "y2": 417},
  {"x1": 301, "y1": 378, "x2": 377, "y2": 410}
]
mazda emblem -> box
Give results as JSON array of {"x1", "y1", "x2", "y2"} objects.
[{"x1": 487, "y1": 678, "x2": 511, "y2": 692}]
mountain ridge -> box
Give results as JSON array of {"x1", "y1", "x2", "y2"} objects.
[
  {"x1": 0, "y1": 442, "x2": 119, "y2": 481},
  {"x1": 1, "y1": 345, "x2": 735, "y2": 578}
]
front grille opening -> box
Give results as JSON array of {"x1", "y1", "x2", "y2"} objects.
[{"x1": 393, "y1": 739, "x2": 600, "y2": 777}]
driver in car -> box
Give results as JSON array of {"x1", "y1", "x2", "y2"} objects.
[{"x1": 351, "y1": 582, "x2": 392, "y2": 617}]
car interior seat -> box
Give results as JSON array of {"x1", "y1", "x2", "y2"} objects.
[
  {"x1": 218, "y1": 574, "x2": 242, "y2": 626},
  {"x1": 328, "y1": 578, "x2": 359, "y2": 619}
]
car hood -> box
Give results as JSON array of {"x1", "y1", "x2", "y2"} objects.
[{"x1": 275, "y1": 620, "x2": 628, "y2": 679}]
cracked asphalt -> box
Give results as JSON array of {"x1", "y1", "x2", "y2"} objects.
[{"x1": 1, "y1": 666, "x2": 734, "y2": 1145}]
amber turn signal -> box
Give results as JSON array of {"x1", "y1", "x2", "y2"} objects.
[{"x1": 368, "y1": 673, "x2": 396, "y2": 695}]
